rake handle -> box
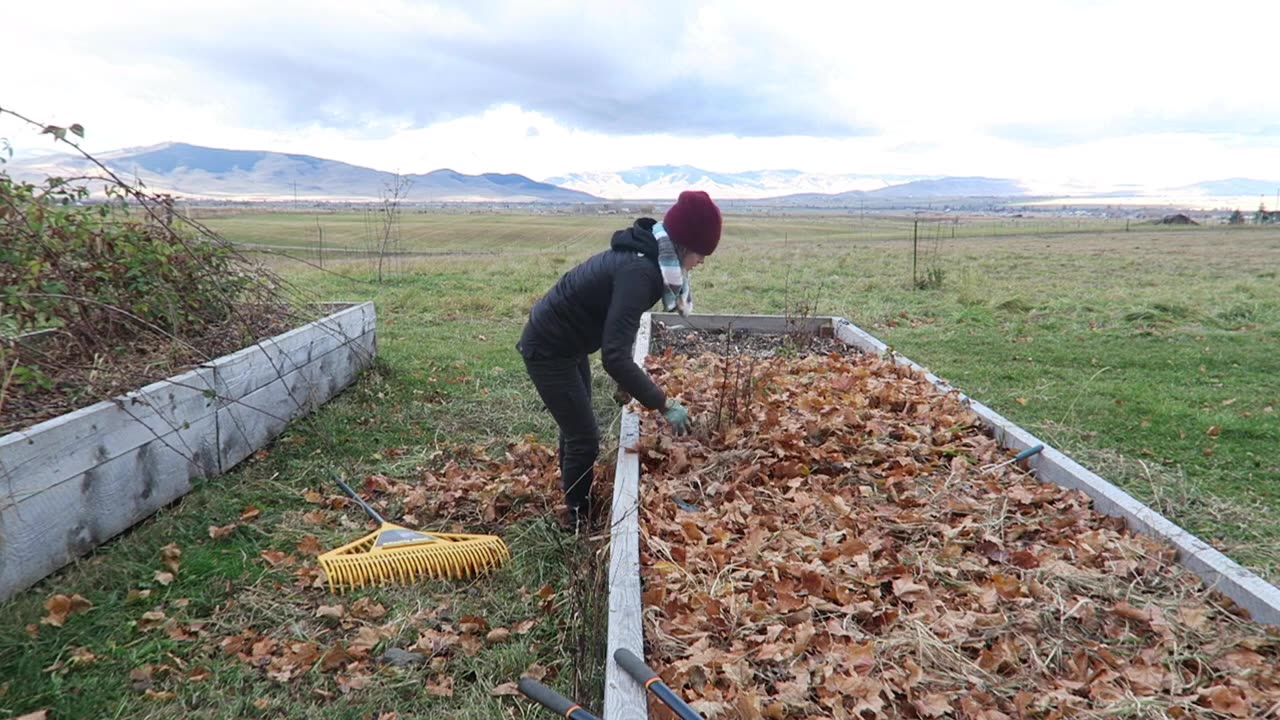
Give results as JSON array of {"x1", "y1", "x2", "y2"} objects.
[
  {"x1": 331, "y1": 470, "x2": 386, "y2": 524},
  {"x1": 613, "y1": 649, "x2": 705, "y2": 720},
  {"x1": 1013, "y1": 443, "x2": 1045, "y2": 463},
  {"x1": 518, "y1": 678, "x2": 600, "y2": 720}
]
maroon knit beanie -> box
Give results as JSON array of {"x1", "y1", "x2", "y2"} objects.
[{"x1": 662, "y1": 190, "x2": 722, "y2": 256}]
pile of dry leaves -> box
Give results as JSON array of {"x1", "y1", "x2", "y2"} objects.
[{"x1": 636, "y1": 345, "x2": 1280, "y2": 719}]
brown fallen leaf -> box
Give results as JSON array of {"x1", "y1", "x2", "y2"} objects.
[
  {"x1": 319, "y1": 644, "x2": 355, "y2": 673},
  {"x1": 144, "y1": 689, "x2": 176, "y2": 701},
  {"x1": 1198, "y1": 685, "x2": 1251, "y2": 718},
  {"x1": 302, "y1": 510, "x2": 331, "y2": 526},
  {"x1": 164, "y1": 620, "x2": 195, "y2": 642},
  {"x1": 350, "y1": 597, "x2": 387, "y2": 621},
  {"x1": 129, "y1": 664, "x2": 157, "y2": 691},
  {"x1": 41, "y1": 594, "x2": 93, "y2": 627},
  {"x1": 240, "y1": 506, "x2": 262, "y2": 522},
  {"x1": 891, "y1": 577, "x2": 928, "y2": 601},
  {"x1": 297, "y1": 534, "x2": 324, "y2": 556},
  {"x1": 208, "y1": 523, "x2": 238, "y2": 540},
  {"x1": 350, "y1": 626, "x2": 386, "y2": 655},
  {"x1": 425, "y1": 676, "x2": 455, "y2": 697},
  {"x1": 160, "y1": 543, "x2": 182, "y2": 574},
  {"x1": 315, "y1": 604, "x2": 346, "y2": 620},
  {"x1": 10, "y1": 712, "x2": 50, "y2": 720},
  {"x1": 1111, "y1": 601, "x2": 1150, "y2": 623},
  {"x1": 154, "y1": 570, "x2": 175, "y2": 586},
  {"x1": 337, "y1": 673, "x2": 371, "y2": 694},
  {"x1": 490, "y1": 681, "x2": 521, "y2": 696},
  {"x1": 913, "y1": 693, "x2": 954, "y2": 718},
  {"x1": 976, "y1": 540, "x2": 1010, "y2": 564},
  {"x1": 260, "y1": 550, "x2": 296, "y2": 568},
  {"x1": 457, "y1": 634, "x2": 484, "y2": 657},
  {"x1": 1010, "y1": 550, "x2": 1041, "y2": 569},
  {"x1": 138, "y1": 610, "x2": 167, "y2": 632}
]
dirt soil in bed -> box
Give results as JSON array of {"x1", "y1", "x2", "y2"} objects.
[
  {"x1": 2, "y1": 309, "x2": 295, "y2": 436},
  {"x1": 633, "y1": 333, "x2": 1280, "y2": 720}
]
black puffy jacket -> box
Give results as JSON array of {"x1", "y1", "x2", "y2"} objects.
[{"x1": 518, "y1": 218, "x2": 666, "y2": 410}]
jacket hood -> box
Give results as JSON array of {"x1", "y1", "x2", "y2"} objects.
[{"x1": 610, "y1": 218, "x2": 659, "y2": 257}]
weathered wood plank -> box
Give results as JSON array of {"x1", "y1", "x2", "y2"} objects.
[
  {"x1": 218, "y1": 329, "x2": 375, "y2": 471},
  {"x1": 605, "y1": 314, "x2": 652, "y2": 720},
  {"x1": 0, "y1": 366, "x2": 218, "y2": 502},
  {"x1": 651, "y1": 312, "x2": 832, "y2": 336},
  {"x1": 0, "y1": 303, "x2": 378, "y2": 601},
  {"x1": 0, "y1": 411, "x2": 219, "y2": 600},
  {"x1": 209, "y1": 302, "x2": 374, "y2": 402}
]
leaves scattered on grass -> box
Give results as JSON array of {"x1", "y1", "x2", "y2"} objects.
[
  {"x1": 167, "y1": 439, "x2": 574, "y2": 699},
  {"x1": 39, "y1": 594, "x2": 92, "y2": 627},
  {"x1": 639, "y1": 347, "x2": 1280, "y2": 719}
]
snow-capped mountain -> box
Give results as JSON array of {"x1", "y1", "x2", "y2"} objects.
[{"x1": 544, "y1": 165, "x2": 924, "y2": 200}]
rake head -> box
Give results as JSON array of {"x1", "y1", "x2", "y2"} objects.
[{"x1": 318, "y1": 523, "x2": 510, "y2": 592}]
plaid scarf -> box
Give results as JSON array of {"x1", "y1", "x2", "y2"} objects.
[{"x1": 652, "y1": 222, "x2": 692, "y2": 316}]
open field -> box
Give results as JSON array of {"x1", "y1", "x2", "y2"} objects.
[
  {"x1": 201, "y1": 210, "x2": 1136, "y2": 256},
  {"x1": 2, "y1": 210, "x2": 1277, "y2": 719}
]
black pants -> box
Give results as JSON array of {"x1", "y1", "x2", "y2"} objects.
[{"x1": 523, "y1": 354, "x2": 598, "y2": 513}]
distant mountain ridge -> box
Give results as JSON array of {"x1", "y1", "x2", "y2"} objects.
[
  {"x1": 8, "y1": 142, "x2": 1267, "y2": 204},
  {"x1": 5, "y1": 142, "x2": 599, "y2": 202}
]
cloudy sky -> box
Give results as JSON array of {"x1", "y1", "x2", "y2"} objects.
[{"x1": 4, "y1": 0, "x2": 1280, "y2": 190}]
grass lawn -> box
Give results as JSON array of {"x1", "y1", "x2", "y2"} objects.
[{"x1": 2, "y1": 210, "x2": 1277, "y2": 719}]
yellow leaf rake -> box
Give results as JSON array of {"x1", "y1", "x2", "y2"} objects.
[{"x1": 319, "y1": 474, "x2": 510, "y2": 592}]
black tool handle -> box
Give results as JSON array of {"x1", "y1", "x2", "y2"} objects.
[
  {"x1": 614, "y1": 647, "x2": 659, "y2": 685},
  {"x1": 331, "y1": 470, "x2": 386, "y2": 524},
  {"x1": 517, "y1": 678, "x2": 601, "y2": 720},
  {"x1": 613, "y1": 649, "x2": 705, "y2": 720},
  {"x1": 1014, "y1": 443, "x2": 1045, "y2": 463}
]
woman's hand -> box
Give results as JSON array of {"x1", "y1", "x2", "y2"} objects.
[
  {"x1": 663, "y1": 399, "x2": 691, "y2": 436},
  {"x1": 612, "y1": 386, "x2": 632, "y2": 406}
]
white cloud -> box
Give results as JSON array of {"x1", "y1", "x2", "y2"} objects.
[{"x1": 4, "y1": 0, "x2": 1280, "y2": 188}]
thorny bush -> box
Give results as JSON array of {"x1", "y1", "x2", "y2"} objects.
[{"x1": 0, "y1": 171, "x2": 291, "y2": 429}]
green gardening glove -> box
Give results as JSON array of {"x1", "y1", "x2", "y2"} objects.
[{"x1": 663, "y1": 399, "x2": 691, "y2": 436}]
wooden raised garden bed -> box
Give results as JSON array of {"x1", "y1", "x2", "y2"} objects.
[
  {"x1": 604, "y1": 313, "x2": 1280, "y2": 719},
  {"x1": 0, "y1": 302, "x2": 377, "y2": 601}
]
